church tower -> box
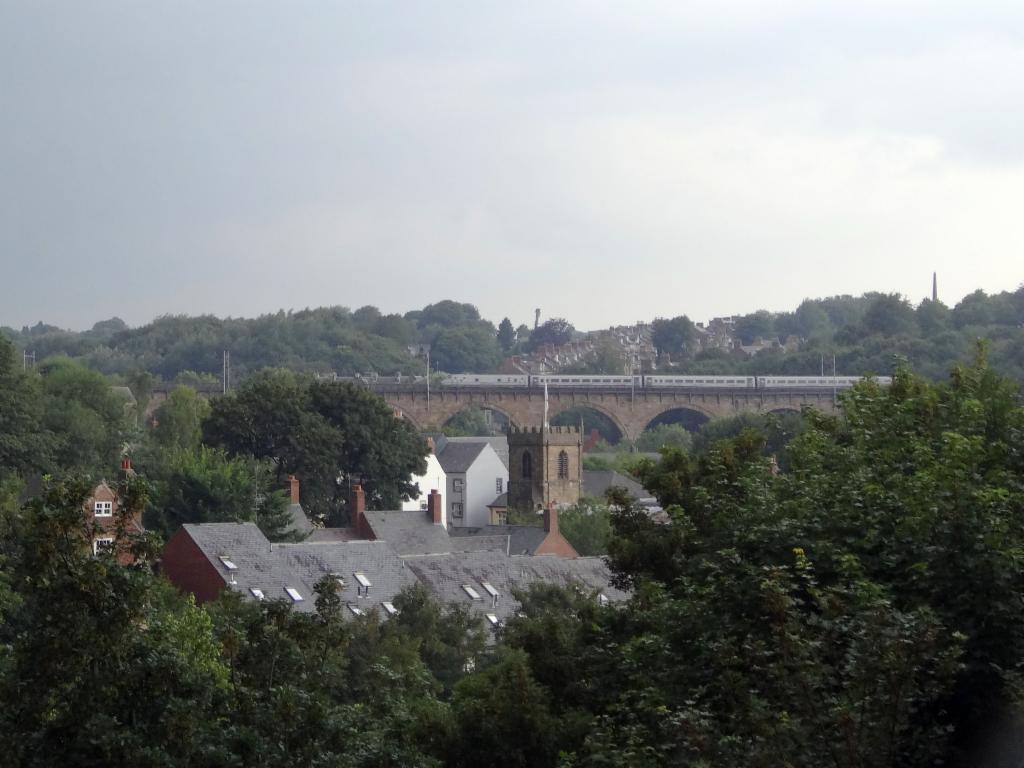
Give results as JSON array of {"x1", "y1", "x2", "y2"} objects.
[{"x1": 506, "y1": 425, "x2": 582, "y2": 512}]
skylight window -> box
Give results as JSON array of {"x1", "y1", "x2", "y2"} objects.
[
  {"x1": 218, "y1": 556, "x2": 238, "y2": 571},
  {"x1": 462, "y1": 584, "x2": 482, "y2": 600},
  {"x1": 485, "y1": 613, "x2": 500, "y2": 626},
  {"x1": 250, "y1": 587, "x2": 265, "y2": 600},
  {"x1": 481, "y1": 582, "x2": 499, "y2": 598},
  {"x1": 354, "y1": 572, "x2": 371, "y2": 588},
  {"x1": 382, "y1": 602, "x2": 399, "y2": 616},
  {"x1": 285, "y1": 587, "x2": 303, "y2": 602},
  {"x1": 348, "y1": 604, "x2": 365, "y2": 616},
  {"x1": 598, "y1": 593, "x2": 610, "y2": 607}
]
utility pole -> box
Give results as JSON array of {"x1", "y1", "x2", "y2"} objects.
[
  {"x1": 425, "y1": 349, "x2": 430, "y2": 414},
  {"x1": 222, "y1": 350, "x2": 231, "y2": 394}
]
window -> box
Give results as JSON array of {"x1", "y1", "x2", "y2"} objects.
[
  {"x1": 485, "y1": 613, "x2": 500, "y2": 627},
  {"x1": 382, "y1": 601, "x2": 399, "y2": 616},
  {"x1": 461, "y1": 584, "x2": 482, "y2": 600},
  {"x1": 249, "y1": 587, "x2": 265, "y2": 600},
  {"x1": 93, "y1": 537, "x2": 114, "y2": 555},
  {"x1": 558, "y1": 450, "x2": 569, "y2": 479},
  {"x1": 521, "y1": 451, "x2": 532, "y2": 478},
  {"x1": 354, "y1": 572, "x2": 372, "y2": 588},
  {"x1": 218, "y1": 556, "x2": 237, "y2": 571},
  {"x1": 481, "y1": 582, "x2": 499, "y2": 599},
  {"x1": 94, "y1": 501, "x2": 113, "y2": 517},
  {"x1": 348, "y1": 604, "x2": 365, "y2": 616},
  {"x1": 598, "y1": 593, "x2": 610, "y2": 607},
  {"x1": 496, "y1": 477, "x2": 503, "y2": 494},
  {"x1": 285, "y1": 587, "x2": 303, "y2": 602},
  {"x1": 452, "y1": 502, "x2": 463, "y2": 518},
  {"x1": 453, "y1": 478, "x2": 464, "y2": 492}
]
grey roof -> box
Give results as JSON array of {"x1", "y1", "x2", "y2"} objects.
[
  {"x1": 444, "y1": 436, "x2": 509, "y2": 469},
  {"x1": 285, "y1": 502, "x2": 314, "y2": 536},
  {"x1": 176, "y1": 522, "x2": 625, "y2": 625},
  {"x1": 436, "y1": 441, "x2": 488, "y2": 473},
  {"x1": 449, "y1": 524, "x2": 550, "y2": 556},
  {"x1": 180, "y1": 522, "x2": 417, "y2": 615},
  {"x1": 488, "y1": 492, "x2": 508, "y2": 508},
  {"x1": 401, "y1": 551, "x2": 624, "y2": 623},
  {"x1": 582, "y1": 470, "x2": 653, "y2": 501},
  {"x1": 363, "y1": 510, "x2": 454, "y2": 555}
]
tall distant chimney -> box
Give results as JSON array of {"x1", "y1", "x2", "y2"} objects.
[
  {"x1": 427, "y1": 489, "x2": 444, "y2": 526},
  {"x1": 543, "y1": 501, "x2": 558, "y2": 535},
  {"x1": 351, "y1": 484, "x2": 367, "y2": 537},
  {"x1": 932, "y1": 272, "x2": 938, "y2": 302},
  {"x1": 287, "y1": 475, "x2": 300, "y2": 505}
]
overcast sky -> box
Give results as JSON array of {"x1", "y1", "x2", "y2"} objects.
[{"x1": 1, "y1": 1, "x2": 1022, "y2": 332}]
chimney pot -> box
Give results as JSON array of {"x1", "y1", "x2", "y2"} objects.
[
  {"x1": 543, "y1": 501, "x2": 558, "y2": 535},
  {"x1": 351, "y1": 484, "x2": 368, "y2": 537},
  {"x1": 427, "y1": 489, "x2": 443, "y2": 526}
]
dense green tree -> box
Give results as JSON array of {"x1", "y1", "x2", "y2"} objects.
[
  {"x1": 497, "y1": 317, "x2": 516, "y2": 352},
  {"x1": 863, "y1": 292, "x2": 916, "y2": 336},
  {"x1": 634, "y1": 422, "x2": 693, "y2": 452},
  {"x1": 557, "y1": 501, "x2": 613, "y2": 556},
  {"x1": 916, "y1": 297, "x2": 952, "y2": 335},
  {"x1": 651, "y1": 315, "x2": 696, "y2": 360},
  {"x1": 38, "y1": 358, "x2": 126, "y2": 474},
  {"x1": 147, "y1": 446, "x2": 293, "y2": 540},
  {"x1": 734, "y1": 309, "x2": 776, "y2": 344},
  {"x1": 204, "y1": 371, "x2": 427, "y2": 522},
  {"x1": 442, "y1": 406, "x2": 492, "y2": 437},
  {"x1": 528, "y1": 318, "x2": 574, "y2": 350},
  {"x1": 0, "y1": 335, "x2": 47, "y2": 475},
  {"x1": 152, "y1": 384, "x2": 210, "y2": 451},
  {"x1": 430, "y1": 325, "x2": 502, "y2": 373}
]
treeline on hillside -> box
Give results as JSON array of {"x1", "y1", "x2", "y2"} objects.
[
  {"x1": 656, "y1": 288, "x2": 1024, "y2": 381},
  {"x1": 1, "y1": 300, "x2": 507, "y2": 381},
  {"x1": 3, "y1": 356, "x2": 1024, "y2": 766},
  {"x1": 4, "y1": 287, "x2": 1024, "y2": 385}
]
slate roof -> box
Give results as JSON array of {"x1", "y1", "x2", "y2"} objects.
[
  {"x1": 448, "y1": 524, "x2": 550, "y2": 556},
  {"x1": 180, "y1": 522, "x2": 417, "y2": 616},
  {"x1": 488, "y1": 493, "x2": 508, "y2": 508},
  {"x1": 363, "y1": 510, "x2": 455, "y2": 555},
  {"x1": 401, "y1": 551, "x2": 625, "y2": 623},
  {"x1": 175, "y1": 522, "x2": 626, "y2": 624},
  {"x1": 443, "y1": 436, "x2": 509, "y2": 469},
  {"x1": 582, "y1": 470, "x2": 653, "y2": 502},
  {"x1": 437, "y1": 441, "x2": 488, "y2": 473},
  {"x1": 285, "y1": 502, "x2": 313, "y2": 536}
]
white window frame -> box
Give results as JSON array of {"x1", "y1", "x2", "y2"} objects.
[
  {"x1": 496, "y1": 478, "x2": 503, "y2": 494},
  {"x1": 218, "y1": 556, "x2": 237, "y2": 571},
  {"x1": 453, "y1": 478, "x2": 464, "y2": 492},
  {"x1": 452, "y1": 502, "x2": 463, "y2": 518},
  {"x1": 382, "y1": 601, "x2": 399, "y2": 616},
  {"x1": 348, "y1": 604, "x2": 365, "y2": 616},
  {"x1": 285, "y1": 587, "x2": 303, "y2": 602},
  {"x1": 462, "y1": 584, "x2": 482, "y2": 600},
  {"x1": 250, "y1": 587, "x2": 265, "y2": 600},
  {"x1": 94, "y1": 501, "x2": 113, "y2": 517},
  {"x1": 93, "y1": 537, "x2": 114, "y2": 555},
  {"x1": 485, "y1": 613, "x2": 500, "y2": 627}
]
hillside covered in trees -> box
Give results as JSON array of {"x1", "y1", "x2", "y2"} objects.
[{"x1": 3, "y1": 286, "x2": 1023, "y2": 384}]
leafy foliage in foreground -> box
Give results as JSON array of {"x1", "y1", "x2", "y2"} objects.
[{"x1": 2, "y1": 354, "x2": 1024, "y2": 766}]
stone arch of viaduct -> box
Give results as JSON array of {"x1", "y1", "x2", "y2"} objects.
[{"x1": 382, "y1": 388, "x2": 839, "y2": 443}]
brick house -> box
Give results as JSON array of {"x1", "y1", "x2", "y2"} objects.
[{"x1": 85, "y1": 458, "x2": 145, "y2": 565}]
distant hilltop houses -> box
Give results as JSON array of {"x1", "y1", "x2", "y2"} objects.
[{"x1": 497, "y1": 318, "x2": 802, "y2": 377}]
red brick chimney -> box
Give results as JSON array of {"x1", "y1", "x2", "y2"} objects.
[
  {"x1": 426, "y1": 436, "x2": 435, "y2": 453},
  {"x1": 287, "y1": 474, "x2": 300, "y2": 505},
  {"x1": 427, "y1": 489, "x2": 443, "y2": 526},
  {"x1": 351, "y1": 484, "x2": 368, "y2": 537},
  {"x1": 543, "y1": 501, "x2": 558, "y2": 535}
]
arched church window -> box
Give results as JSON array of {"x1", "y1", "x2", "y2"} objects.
[
  {"x1": 522, "y1": 451, "x2": 532, "y2": 478},
  {"x1": 558, "y1": 450, "x2": 569, "y2": 479}
]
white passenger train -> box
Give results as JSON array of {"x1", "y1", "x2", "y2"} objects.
[{"x1": 438, "y1": 374, "x2": 891, "y2": 389}]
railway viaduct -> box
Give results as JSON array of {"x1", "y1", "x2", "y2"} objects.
[{"x1": 377, "y1": 385, "x2": 841, "y2": 443}]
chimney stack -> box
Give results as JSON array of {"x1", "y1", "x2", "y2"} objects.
[
  {"x1": 351, "y1": 484, "x2": 367, "y2": 537},
  {"x1": 543, "y1": 501, "x2": 558, "y2": 535},
  {"x1": 426, "y1": 436, "x2": 435, "y2": 453},
  {"x1": 427, "y1": 489, "x2": 444, "y2": 526},
  {"x1": 287, "y1": 475, "x2": 300, "y2": 505}
]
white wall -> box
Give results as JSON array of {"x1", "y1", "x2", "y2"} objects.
[
  {"x1": 463, "y1": 444, "x2": 509, "y2": 528},
  {"x1": 402, "y1": 453, "x2": 447, "y2": 527}
]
